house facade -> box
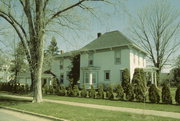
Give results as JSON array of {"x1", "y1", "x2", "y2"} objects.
[
  {"x1": 50, "y1": 30, "x2": 157, "y2": 88},
  {"x1": 51, "y1": 51, "x2": 79, "y2": 87},
  {"x1": 79, "y1": 31, "x2": 147, "y2": 88}
]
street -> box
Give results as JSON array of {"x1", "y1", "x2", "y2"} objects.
[{"x1": 0, "y1": 108, "x2": 52, "y2": 121}]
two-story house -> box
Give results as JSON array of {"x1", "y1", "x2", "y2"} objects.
[{"x1": 79, "y1": 31, "x2": 147, "y2": 88}]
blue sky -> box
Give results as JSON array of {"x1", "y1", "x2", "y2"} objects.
[{"x1": 0, "y1": 0, "x2": 180, "y2": 72}]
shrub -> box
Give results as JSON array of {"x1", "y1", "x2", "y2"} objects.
[
  {"x1": 115, "y1": 84, "x2": 124, "y2": 100},
  {"x1": 106, "y1": 85, "x2": 114, "y2": 100},
  {"x1": 43, "y1": 84, "x2": 49, "y2": 94},
  {"x1": 89, "y1": 85, "x2": 96, "y2": 98},
  {"x1": 49, "y1": 85, "x2": 54, "y2": 94},
  {"x1": 81, "y1": 84, "x2": 87, "y2": 98},
  {"x1": 162, "y1": 83, "x2": 172, "y2": 104},
  {"x1": 126, "y1": 84, "x2": 134, "y2": 101},
  {"x1": 25, "y1": 84, "x2": 29, "y2": 93},
  {"x1": 57, "y1": 85, "x2": 66, "y2": 96},
  {"x1": 97, "y1": 84, "x2": 104, "y2": 99},
  {"x1": 73, "y1": 85, "x2": 79, "y2": 97},
  {"x1": 67, "y1": 86, "x2": 73, "y2": 97},
  {"x1": 122, "y1": 68, "x2": 130, "y2": 93},
  {"x1": 132, "y1": 68, "x2": 146, "y2": 102},
  {"x1": 148, "y1": 84, "x2": 160, "y2": 103},
  {"x1": 175, "y1": 85, "x2": 180, "y2": 104}
]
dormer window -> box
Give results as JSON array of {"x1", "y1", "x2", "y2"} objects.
[
  {"x1": 88, "y1": 53, "x2": 94, "y2": 66},
  {"x1": 115, "y1": 49, "x2": 121, "y2": 64}
]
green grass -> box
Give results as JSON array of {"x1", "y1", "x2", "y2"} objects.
[
  {"x1": 44, "y1": 95, "x2": 180, "y2": 113},
  {"x1": 0, "y1": 96, "x2": 179, "y2": 121}
]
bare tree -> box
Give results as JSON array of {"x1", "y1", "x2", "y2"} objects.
[
  {"x1": 0, "y1": 0, "x2": 117, "y2": 102},
  {"x1": 131, "y1": 0, "x2": 180, "y2": 85}
]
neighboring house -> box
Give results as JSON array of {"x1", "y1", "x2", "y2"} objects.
[
  {"x1": 16, "y1": 72, "x2": 53, "y2": 86},
  {"x1": 51, "y1": 50, "x2": 79, "y2": 87},
  {"x1": 0, "y1": 64, "x2": 11, "y2": 82},
  {"x1": 51, "y1": 30, "x2": 158, "y2": 88}
]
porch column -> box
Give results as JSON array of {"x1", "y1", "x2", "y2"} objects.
[
  {"x1": 89, "y1": 72, "x2": 93, "y2": 85},
  {"x1": 151, "y1": 72, "x2": 154, "y2": 84}
]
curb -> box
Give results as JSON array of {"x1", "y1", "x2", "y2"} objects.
[{"x1": 0, "y1": 106, "x2": 69, "y2": 121}]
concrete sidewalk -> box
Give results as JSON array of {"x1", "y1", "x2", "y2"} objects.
[{"x1": 1, "y1": 94, "x2": 180, "y2": 119}]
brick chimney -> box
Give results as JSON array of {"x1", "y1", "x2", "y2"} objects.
[
  {"x1": 60, "y1": 50, "x2": 64, "y2": 54},
  {"x1": 97, "y1": 33, "x2": 101, "y2": 38}
]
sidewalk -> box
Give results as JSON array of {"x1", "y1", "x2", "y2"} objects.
[{"x1": 1, "y1": 94, "x2": 180, "y2": 119}]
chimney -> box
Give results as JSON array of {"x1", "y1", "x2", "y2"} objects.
[
  {"x1": 60, "y1": 50, "x2": 64, "y2": 54},
  {"x1": 97, "y1": 33, "x2": 101, "y2": 38}
]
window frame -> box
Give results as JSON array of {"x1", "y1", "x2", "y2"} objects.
[
  {"x1": 114, "y1": 49, "x2": 121, "y2": 64},
  {"x1": 104, "y1": 70, "x2": 110, "y2": 81}
]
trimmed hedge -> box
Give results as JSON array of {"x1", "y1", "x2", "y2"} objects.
[
  {"x1": 115, "y1": 84, "x2": 124, "y2": 100},
  {"x1": 97, "y1": 84, "x2": 104, "y2": 99},
  {"x1": 162, "y1": 83, "x2": 172, "y2": 104},
  {"x1": 81, "y1": 84, "x2": 87, "y2": 98},
  {"x1": 175, "y1": 85, "x2": 180, "y2": 104},
  {"x1": 148, "y1": 84, "x2": 160, "y2": 103},
  {"x1": 106, "y1": 85, "x2": 114, "y2": 100},
  {"x1": 126, "y1": 84, "x2": 134, "y2": 101},
  {"x1": 89, "y1": 85, "x2": 96, "y2": 98}
]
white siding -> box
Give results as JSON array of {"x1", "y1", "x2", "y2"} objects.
[
  {"x1": 51, "y1": 57, "x2": 72, "y2": 87},
  {"x1": 80, "y1": 47, "x2": 131, "y2": 87}
]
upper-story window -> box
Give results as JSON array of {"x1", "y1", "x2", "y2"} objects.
[
  {"x1": 104, "y1": 70, "x2": 110, "y2": 81},
  {"x1": 60, "y1": 59, "x2": 64, "y2": 69},
  {"x1": 115, "y1": 49, "x2": 121, "y2": 64},
  {"x1": 88, "y1": 53, "x2": 94, "y2": 66}
]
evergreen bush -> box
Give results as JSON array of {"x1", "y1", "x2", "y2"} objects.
[
  {"x1": 80, "y1": 84, "x2": 87, "y2": 98},
  {"x1": 73, "y1": 85, "x2": 79, "y2": 97},
  {"x1": 126, "y1": 84, "x2": 134, "y2": 101},
  {"x1": 115, "y1": 84, "x2": 124, "y2": 100},
  {"x1": 106, "y1": 85, "x2": 114, "y2": 100},
  {"x1": 67, "y1": 86, "x2": 73, "y2": 97},
  {"x1": 175, "y1": 85, "x2": 180, "y2": 104},
  {"x1": 57, "y1": 85, "x2": 66, "y2": 96},
  {"x1": 162, "y1": 83, "x2": 172, "y2": 104},
  {"x1": 122, "y1": 68, "x2": 130, "y2": 93},
  {"x1": 97, "y1": 84, "x2": 104, "y2": 99},
  {"x1": 132, "y1": 68, "x2": 146, "y2": 102},
  {"x1": 148, "y1": 84, "x2": 160, "y2": 103},
  {"x1": 89, "y1": 85, "x2": 96, "y2": 98}
]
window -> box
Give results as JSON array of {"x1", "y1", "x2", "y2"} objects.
[
  {"x1": 115, "y1": 50, "x2": 121, "y2": 64},
  {"x1": 84, "y1": 72, "x2": 89, "y2": 83},
  {"x1": 60, "y1": 60, "x2": 64, "y2": 69},
  {"x1": 88, "y1": 53, "x2": 94, "y2": 66},
  {"x1": 60, "y1": 74, "x2": 64, "y2": 83},
  {"x1": 92, "y1": 72, "x2": 97, "y2": 83},
  {"x1": 104, "y1": 70, "x2": 110, "y2": 81}
]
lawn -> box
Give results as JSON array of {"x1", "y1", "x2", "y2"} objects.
[
  {"x1": 44, "y1": 94, "x2": 180, "y2": 113},
  {"x1": 0, "y1": 87, "x2": 179, "y2": 113},
  {"x1": 0, "y1": 96, "x2": 179, "y2": 121}
]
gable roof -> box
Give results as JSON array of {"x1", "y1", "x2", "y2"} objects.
[
  {"x1": 80, "y1": 30, "x2": 147, "y2": 54},
  {"x1": 54, "y1": 50, "x2": 79, "y2": 58}
]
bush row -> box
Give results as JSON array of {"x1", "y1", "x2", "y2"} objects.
[
  {"x1": 42, "y1": 83, "x2": 180, "y2": 105},
  {"x1": 0, "y1": 82, "x2": 30, "y2": 94}
]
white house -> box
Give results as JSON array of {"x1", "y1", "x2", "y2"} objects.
[
  {"x1": 51, "y1": 30, "x2": 157, "y2": 88},
  {"x1": 79, "y1": 31, "x2": 147, "y2": 88}
]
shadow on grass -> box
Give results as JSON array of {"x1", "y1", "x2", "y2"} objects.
[{"x1": 0, "y1": 96, "x2": 31, "y2": 106}]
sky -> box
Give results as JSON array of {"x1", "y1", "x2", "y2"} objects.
[{"x1": 0, "y1": 0, "x2": 180, "y2": 72}]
